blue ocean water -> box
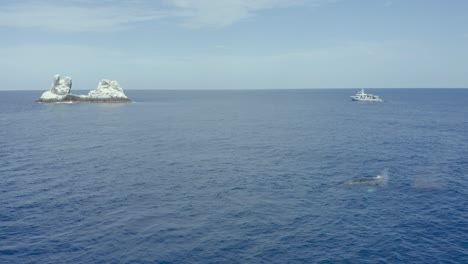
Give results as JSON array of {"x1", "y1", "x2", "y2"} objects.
[{"x1": 0, "y1": 89, "x2": 467, "y2": 263}]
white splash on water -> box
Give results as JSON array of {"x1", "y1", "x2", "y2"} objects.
[
  {"x1": 374, "y1": 168, "x2": 389, "y2": 187},
  {"x1": 412, "y1": 174, "x2": 446, "y2": 190}
]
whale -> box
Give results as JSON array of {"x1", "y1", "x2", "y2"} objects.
[{"x1": 344, "y1": 169, "x2": 389, "y2": 187}]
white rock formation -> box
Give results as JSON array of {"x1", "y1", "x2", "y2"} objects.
[
  {"x1": 85, "y1": 79, "x2": 128, "y2": 100},
  {"x1": 37, "y1": 75, "x2": 130, "y2": 103},
  {"x1": 39, "y1": 74, "x2": 72, "y2": 101}
]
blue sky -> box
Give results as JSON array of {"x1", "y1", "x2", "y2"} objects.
[{"x1": 1, "y1": 0, "x2": 467, "y2": 90}]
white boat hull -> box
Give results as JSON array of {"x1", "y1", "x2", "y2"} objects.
[{"x1": 351, "y1": 96, "x2": 383, "y2": 102}]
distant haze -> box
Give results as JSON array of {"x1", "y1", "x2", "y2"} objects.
[{"x1": 1, "y1": 0, "x2": 467, "y2": 90}]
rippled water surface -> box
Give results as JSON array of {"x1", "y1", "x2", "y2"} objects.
[{"x1": 1, "y1": 89, "x2": 467, "y2": 263}]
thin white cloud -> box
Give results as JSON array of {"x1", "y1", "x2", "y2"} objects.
[
  {"x1": 166, "y1": 0, "x2": 308, "y2": 28},
  {"x1": 384, "y1": 1, "x2": 393, "y2": 7},
  {"x1": 0, "y1": 0, "x2": 331, "y2": 32},
  {"x1": 0, "y1": 1, "x2": 167, "y2": 32}
]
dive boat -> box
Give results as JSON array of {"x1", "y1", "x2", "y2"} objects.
[{"x1": 350, "y1": 89, "x2": 383, "y2": 102}]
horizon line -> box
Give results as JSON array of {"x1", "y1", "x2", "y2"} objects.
[{"x1": 1, "y1": 87, "x2": 468, "y2": 92}]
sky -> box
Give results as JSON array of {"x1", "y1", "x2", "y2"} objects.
[{"x1": 1, "y1": 0, "x2": 467, "y2": 90}]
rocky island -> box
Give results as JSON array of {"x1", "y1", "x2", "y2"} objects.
[{"x1": 37, "y1": 75, "x2": 131, "y2": 103}]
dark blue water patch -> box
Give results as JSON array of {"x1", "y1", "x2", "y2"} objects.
[{"x1": 0, "y1": 89, "x2": 467, "y2": 263}]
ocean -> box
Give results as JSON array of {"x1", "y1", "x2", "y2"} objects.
[{"x1": 1, "y1": 89, "x2": 467, "y2": 263}]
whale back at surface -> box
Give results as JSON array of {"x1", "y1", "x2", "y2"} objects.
[{"x1": 344, "y1": 169, "x2": 389, "y2": 187}]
